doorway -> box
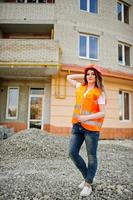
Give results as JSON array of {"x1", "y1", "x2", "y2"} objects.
[{"x1": 28, "y1": 88, "x2": 44, "y2": 130}]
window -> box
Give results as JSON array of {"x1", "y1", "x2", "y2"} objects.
[
  {"x1": 118, "y1": 43, "x2": 130, "y2": 66},
  {"x1": 28, "y1": 88, "x2": 44, "y2": 130},
  {"x1": 79, "y1": 34, "x2": 98, "y2": 60},
  {"x1": 80, "y1": 0, "x2": 98, "y2": 13},
  {"x1": 30, "y1": 88, "x2": 44, "y2": 95},
  {"x1": 117, "y1": 1, "x2": 129, "y2": 24},
  {"x1": 119, "y1": 90, "x2": 131, "y2": 121},
  {"x1": 6, "y1": 87, "x2": 19, "y2": 119},
  {"x1": 79, "y1": 35, "x2": 87, "y2": 57}
]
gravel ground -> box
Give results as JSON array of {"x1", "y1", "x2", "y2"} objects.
[{"x1": 0, "y1": 128, "x2": 133, "y2": 200}]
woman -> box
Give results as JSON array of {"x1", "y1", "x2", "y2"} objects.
[{"x1": 67, "y1": 64, "x2": 106, "y2": 197}]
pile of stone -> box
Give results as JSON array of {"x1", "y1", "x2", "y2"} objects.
[
  {"x1": 0, "y1": 128, "x2": 133, "y2": 200},
  {"x1": 0, "y1": 128, "x2": 67, "y2": 160}
]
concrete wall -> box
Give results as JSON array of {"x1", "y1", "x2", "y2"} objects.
[
  {"x1": 54, "y1": 0, "x2": 133, "y2": 74},
  {"x1": 50, "y1": 75, "x2": 133, "y2": 138},
  {"x1": 0, "y1": 0, "x2": 132, "y2": 72},
  {"x1": 0, "y1": 3, "x2": 55, "y2": 23},
  {"x1": 50, "y1": 76, "x2": 75, "y2": 127},
  {"x1": 0, "y1": 39, "x2": 59, "y2": 63},
  {"x1": 104, "y1": 77, "x2": 133, "y2": 128},
  {"x1": 50, "y1": 76, "x2": 133, "y2": 129}
]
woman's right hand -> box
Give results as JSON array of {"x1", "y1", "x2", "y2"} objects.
[{"x1": 67, "y1": 74, "x2": 84, "y2": 87}]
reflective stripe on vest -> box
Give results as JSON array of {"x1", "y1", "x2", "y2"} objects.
[
  {"x1": 73, "y1": 111, "x2": 92, "y2": 117},
  {"x1": 72, "y1": 115, "x2": 103, "y2": 128},
  {"x1": 82, "y1": 120, "x2": 103, "y2": 128}
]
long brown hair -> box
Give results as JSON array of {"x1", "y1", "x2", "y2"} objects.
[{"x1": 84, "y1": 67, "x2": 104, "y2": 91}]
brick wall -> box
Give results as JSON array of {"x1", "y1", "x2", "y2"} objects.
[
  {"x1": 0, "y1": 39, "x2": 59, "y2": 62},
  {"x1": 0, "y1": 3, "x2": 55, "y2": 22},
  {"x1": 54, "y1": 0, "x2": 133, "y2": 74}
]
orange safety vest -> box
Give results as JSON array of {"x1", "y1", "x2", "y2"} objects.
[{"x1": 72, "y1": 85, "x2": 104, "y2": 131}]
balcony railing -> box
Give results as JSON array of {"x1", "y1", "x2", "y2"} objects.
[{"x1": 0, "y1": 39, "x2": 60, "y2": 64}]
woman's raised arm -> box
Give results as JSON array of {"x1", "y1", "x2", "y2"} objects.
[{"x1": 67, "y1": 74, "x2": 84, "y2": 87}]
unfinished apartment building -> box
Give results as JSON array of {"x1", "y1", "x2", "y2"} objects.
[{"x1": 0, "y1": 0, "x2": 133, "y2": 139}]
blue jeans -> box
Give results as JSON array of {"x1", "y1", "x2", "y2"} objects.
[{"x1": 69, "y1": 123, "x2": 99, "y2": 184}]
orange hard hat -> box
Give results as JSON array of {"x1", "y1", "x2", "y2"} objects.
[{"x1": 85, "y1": 64, "x2": 102, "y2": 74}]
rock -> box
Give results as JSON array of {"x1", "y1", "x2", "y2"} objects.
[
  {"x1": 0, "y1": 126, "x2": 5, "y2": 140},
  {"x1": 0, "y1": 126, "x2": 13, "y2": 140},
  {"x1": 43, "y1": 195, "x2": 50, "y2": 200},
  {"x1": 0, "y1": 129, "x2": 133, "y2": 200},
  {"x1": 116, "y1": 185, "x2": 124, "y2": 195},
  {"x1": 24, "y1": 197, "x2": 30, "y2": 200},
  {"x1": 21, "y1": 176, "x2": 25, "y2": 182},
  {"x1": 124, "y1": 188, "x2": 132, "y2": 195},
  {"x1": 35, "y1": 192, "x2": 42, "y2": 198}
]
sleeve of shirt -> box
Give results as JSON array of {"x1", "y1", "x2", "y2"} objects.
[
  {"x1": 98, "y1": 92, "x2": 106, "y2": 104},
  {"x1": 76, "y1": 82, "x2": 81, "y2": 88}
]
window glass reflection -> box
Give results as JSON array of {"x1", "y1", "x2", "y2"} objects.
[
  {"x1": 7, "y1": 88, "x2": 19, "y2": 118},
  {"x1": 89, "y1": 36, "x2": 98, "y2": 59},
  {"x1": 80, "y1": 35, "x2": 87, "y2": 57}
]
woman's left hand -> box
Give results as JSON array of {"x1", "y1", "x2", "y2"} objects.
[{"x1": 77, "y1": 115, "x2": 88, "y2": 122}]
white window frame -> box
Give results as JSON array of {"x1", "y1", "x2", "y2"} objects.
[
  {"x1": 117, "y1": 1, "x2": 129, "y2": 23},
  {"x1": 117, "y1": 1, "x2": 124, "y2": 22},
  {"x1": 80, "y1": 0, "x2": 98, "y2": 13},
  {"x1": 79, "y1": 33, "x2": 99, "y2": 60},
  {"x1": 28, "y1": 88, "x2": 44, "y2": 130},
  {"x1": 6, "y1": 87, "x2": 19, "y2": 120},
  {"x1": 119, "y1": 90, "x2": 131, "y2": 122},
  {"x1": 118, "y1": 42, "x2": 130, "y2": 66}
]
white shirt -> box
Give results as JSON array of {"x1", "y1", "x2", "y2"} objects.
[{"x1": 76, "y1": 82, "x2": 106, "y2": 105}]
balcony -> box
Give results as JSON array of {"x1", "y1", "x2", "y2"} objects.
[
  {"x1": 0, "y1": 2, "x2": 55, "y2": 24},
  {"x1": 0, "y1": 39, "x2": 61, "y2": 79}
]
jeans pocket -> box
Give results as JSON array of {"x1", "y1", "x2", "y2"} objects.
[
  {"x1": 93, "y1": 131, "x2": 100, "y2": 139},
  {"x1": 71, "y1": 123, "x2": 80, "y2": 134}
]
